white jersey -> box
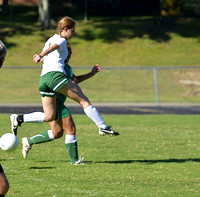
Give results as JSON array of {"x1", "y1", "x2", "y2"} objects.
[{"x1": 41, "y1": 34, "x2": 68, "y2": 76}]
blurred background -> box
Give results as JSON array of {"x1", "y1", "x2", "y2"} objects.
[{"x1": 0, "y1": 0, "x2": 200, "y2": 104}]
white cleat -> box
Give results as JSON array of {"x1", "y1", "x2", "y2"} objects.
[
  {"x1": 72, "y1": 156, "x2": 85, "y2": 165},
  {"x1": 10, "y1": 114, "x2": 19, "y2": 135},
  {"x1": 22, "y1": 137, "x2": 31, "y2": 159},
  {"x1": 99, "y1": 126, "x2": 119, "y2": 137},
  {"x1": 99, "y1": 130, "x2": 106, "y2": 136}
]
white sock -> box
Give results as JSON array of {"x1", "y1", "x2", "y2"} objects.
[
  {"x1": 65, "y1": 135, "x2": 77, "y2": 144},
  {"x1": 23, "y1": 112, "x2": 45, "y2": 123},
  {"x1": 48, "y1": 130, "x2": 55, "y2": 140},
  {"x1": 84, "y1": 105, "x2": 107, "y2": 129}
]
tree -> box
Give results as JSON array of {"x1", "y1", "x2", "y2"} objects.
[
  {"x1": 38, "y1": 0, "x2": 50, "y2": 28},
  {"x1": 161, "y1": 0, "x2": 181, "y2": 16},
  {"x1": 195, "y1": 0, "x2": 200, "y2": 15},
  {"x1": 2, "y1": 0, "x2": 9, "y2": 15}
]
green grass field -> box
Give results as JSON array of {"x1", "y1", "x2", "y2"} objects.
[
  {"x1": 1, "y1": 67, "x2": 200, "y2": 103},
  {"x1": 1, "y1": 114, "x2": 200, "y2": 196},
  {"x1": 1, "y1": 15, "x2": 200, "y2": 67},
  {"x1": 1, "y1": 11, "x2": 200, "y2": 103},
  {"x1": 0, "y1": 5, "x2": 200, "y2": 197}
]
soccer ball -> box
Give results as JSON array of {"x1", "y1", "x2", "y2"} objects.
[{"x1": 0, "y1": 133, "x2": 19, "y2": 151}]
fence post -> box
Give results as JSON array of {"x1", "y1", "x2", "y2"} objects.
[{"x1": 153, "y1": 67, "x2": 159, "y2": 104}]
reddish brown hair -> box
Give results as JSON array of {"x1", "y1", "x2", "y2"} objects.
[{"x1": 57, "y1": 16, "x2": 76, "y2": 35}]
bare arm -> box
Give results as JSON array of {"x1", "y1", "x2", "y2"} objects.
[
  {"x1": 33, "y1": 44, "x2": 59, "y2": 63},
  {"x1": 73, "y1": 64, "x2": 101, "y2": 84}
]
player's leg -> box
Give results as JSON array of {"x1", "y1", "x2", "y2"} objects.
[
  {"x1": 21, "y1": 99, "x2": 59, "y2": 159},
  {"x1": 58, "y1": 80, "x2": 119, "y2": 136},
  {"x1": 21, "y1": 129, "x2": 56, "y2": 159},
  {"x1": 0, "y1": 165, "x2": 9, "y2": 196},
  {"x1": 56, "y1": 101, "x2": 82, "y2": 165},
  {"x1": 10, "y1": 96, "x2": 56, "y2": 135},
  {"x1": 21, "y1": 95, "x2": 69, "y2": 159},
  {"x1": 42, "y1": 96, "x2": 57, "y2": 121},
  {"x1": 11, "y1": 71, "x2": 62, "y2": 135},
  {"x1": 61, "y1": 115, "x2": 80, "y2": 164},
  {"x1": 21, "y1": 119, "x2": 62, "y2": 159}
]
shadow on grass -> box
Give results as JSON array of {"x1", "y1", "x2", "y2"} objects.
[
  {"x1": 15, "y1": 158, "x2": 200, "y2": 166},
  {"x1": 29, "y1": 166, "x2": 56, "y2": 170},
  {"x1": 0, "y1": 5, "x2": 199, "y2": 47},
  {"x1": 76, "y1": 17, "x2": 200, "y2": 43},
  {"x1": 95, "y1": 158, "x2": 200, "y2": 164}
]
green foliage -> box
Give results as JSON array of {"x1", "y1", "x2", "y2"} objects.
[
  {"x1": 162, "y1": 0, "x2": 182, "y2": 16},
  {"x1": 1, "y1": 114, "x2": 200, "y2": 196}
]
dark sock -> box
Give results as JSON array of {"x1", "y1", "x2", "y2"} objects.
[{"x1": 17, "y1": 115, "x2": 24, "y2": 124}]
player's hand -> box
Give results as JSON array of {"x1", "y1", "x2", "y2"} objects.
[
  {"x1": 33, "y1": 54, "x2": 41, "y2": 63},
  {"x1": 92, "y1": 64, "x2": 101, "y2": 75}
]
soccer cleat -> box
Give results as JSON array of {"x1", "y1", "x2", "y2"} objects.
[
  {"x1": 21, "y1": 137, "x2": 31, "y2": 159},
  {"x1": 72, "y1": 156, "x2": 85, "y2": 165},
  {"x1": 99, "y1": 126, "x2": 119, "y2": 137},
  {"x1": 10, "y1": 114, "x2": 21, "y2": 135}
]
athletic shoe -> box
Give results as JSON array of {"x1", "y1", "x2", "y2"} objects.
[
  {"x1": 99, "y1": 126, "x2": 119, "y2": 137},
  {"x1": 22, "y1": 137, "x2": 31, "y2": 159},
  {"x1": 10, "y1": 114, "x2": 20, "y2": 135},
  {"x1": 72, "y1": 156, "x2": 85, "y2": 165}
]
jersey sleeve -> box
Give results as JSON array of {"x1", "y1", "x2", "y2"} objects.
[{"x1": 56, "y1": 37, "x2": 66, "y2": 47}]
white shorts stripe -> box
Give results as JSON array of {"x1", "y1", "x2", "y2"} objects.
[
  {"x1": 53, "y1": 78, "x2": 67, "y2": 91},
  {"x1": 39, "y1": 91, "x2": 55, "y2": 96}
]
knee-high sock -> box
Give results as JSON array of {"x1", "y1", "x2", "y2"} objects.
[
  {"x1": 65, "y1": 135, "x2": 78, "y2": 164},
  {"x1": 28, "y1": 130, "x2": 54, "y2": 146},
  {"x1": 84, "y1": 105, "x2": 107, "y2": 129},
  {"x1": 24, "y1": 112, "x2": 45, "y2": 123}
]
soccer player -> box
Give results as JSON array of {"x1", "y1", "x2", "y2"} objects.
[
  {"x1": 0, "y1": 40, "x2": 10, "y2": 196},
  {"x1": 11, "y1": 43, "x2": 117, "y2": 165},
  {"x1": 11, "y1": 16, "x2": 118, "y2": 138},
  {"x1": 31, "y1": 16, "x2": 119, "y2": 136},
  {"x1": 22, "y1": 64, "x2": 101, "y2": 165}
]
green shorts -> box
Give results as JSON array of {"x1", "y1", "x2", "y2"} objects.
[
  {"x1": 39, "y1": 71, "x2": 69, "y2": 97},
  {"x1": 56, "y1": 93, "x2": 71, "y2": 119}
]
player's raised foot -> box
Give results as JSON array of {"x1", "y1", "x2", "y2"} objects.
[
  {"x1": 72, "y1": 156, "x2": 85, "y2": 165},
  {"x1": 10, "y1": 114, "x2": 21, "y2": 135},
  {"x1": 22, "y1": 137, "x2": 31, "y2": 159},
  {"x1": 99, "y1": 126, "x2": 119, "y2": 137}
]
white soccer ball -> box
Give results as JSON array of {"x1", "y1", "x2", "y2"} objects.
[{"x1": 0, "y1": 133, "x2": 19, "y2": 151}]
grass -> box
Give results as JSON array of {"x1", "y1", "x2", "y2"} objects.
[
  {"x1": 1, "y1": 67, "x2": 200, "y2": 103},
  {"x1": 1, "y1": 6, "x2": 200, "y2": 197},
  {"x1": 1, "y1": 114, "x2": 200, "y2": 196},
  {"x1": 1, "y1": 17, "x2": 200, "y2": 67},
  {"x1": 0, "y1": 6, "x2": 200, "y2": 103}
]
